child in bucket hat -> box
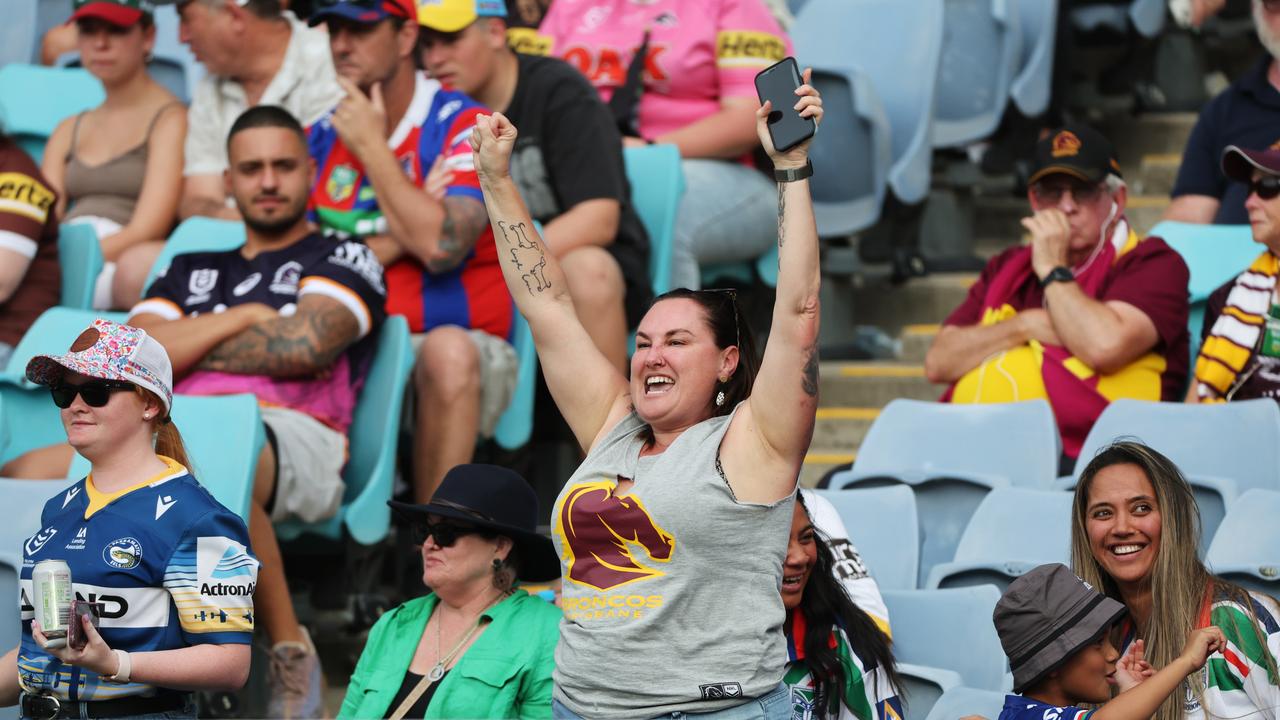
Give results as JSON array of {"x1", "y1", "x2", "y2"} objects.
[{"x1": 993, "y1": 564, "x2": 1225, "y2": 720}]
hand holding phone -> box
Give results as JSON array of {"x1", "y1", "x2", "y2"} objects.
[
  {"x1": 755, "y1": 57, "x2": 816, "y2": 153},
  {"x1": 67, "y1": 600, "x2": 102, "y2": 651}
]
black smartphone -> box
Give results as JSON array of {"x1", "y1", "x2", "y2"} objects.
[
  {"x1": 67, "y1": 600, "x2": 101, "y2": 651},
  {"x1": 755, "y1": 57, "x2": 815, "y2": 152}
]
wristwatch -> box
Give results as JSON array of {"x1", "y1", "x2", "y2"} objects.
[
  {"x1": 774, "y1": 160, "x2": 813, "y2": 183},
  {"x1": 1039, "y1": 266, "x2": 1075, "y2": 288}
]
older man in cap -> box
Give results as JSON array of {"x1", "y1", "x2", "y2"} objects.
[
  {"x1": 1189, "y1": 145, "x2": 1280, "y2": 403},
  {"x1": 926, "y1": 124, "x2": 1190, "y2": 463}
]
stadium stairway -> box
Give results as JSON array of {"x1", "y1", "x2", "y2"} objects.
[{"x1": 801, "y1": 112, "x2": 1198, "y2": 487}]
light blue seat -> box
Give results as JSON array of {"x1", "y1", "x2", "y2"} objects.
[
  {"x1": 813, "y1": 486, "x2": 919, "y2": 591},
  {"x1": 883, "y1": 586, "x2": 1009, "y2": 720},
  {"x1": 789, "y1": 1, "x2": 889, "y2": 236},
  {"x1": 933, "y1": 0, "x2": 1022, "y2": 148},
  {"x1": 1150, "y1": 221, "x2": 1257, "y2": 357},
  {"x1": 34, "y1": 0, "x2": 74, "y2": 61},
  {"x1": 0, "y1": 64, "x2": 104, "y2": 164},
  {"x1": 65, "y1": 394, "x2": 262, "y2": 521},
  {"x1": 924, "y1": 686, "x2": 1008, "y2": 720},
  {"x1": 0, "y1": 476, "x2": 76, "y2": 664},
  {"x1": 623, "y1": 144, "x2": 684, "y2": 295},
  {"x1": 144, "y1": 217, "x2": 247, "y2": 293},
  {"x1": 3, "y1": 0, "x2": 39, "y2": 69},
  {"x1": 829, "y1": 399, "x2": 1060, "y2": 586},
  {"x1": 58, "y1": 223, "x2": 102, "y2": 310},
  {"x1": 925, "y1": 487, "x2": 1073, "y2": 591},
  {"x1": 1206, "y1": 489, "x2": 1280, "y2": 598},
  {"x1": 1067, "y1": 398, "x2": 1280, "y2": 551},
  {"x1": 276, "y1": 315, "x2": 413, "y2": 545},
  {"x1": 1073, "y1": 0, "x2": 1166, "y2": 38},
  {"x1": 1010, "y1": 0, "x2": 1058, "y2": 118}
]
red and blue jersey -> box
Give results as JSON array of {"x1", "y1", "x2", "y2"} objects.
[{"x1": 306, "y1": 73, "x2": 512, "y2": 339}]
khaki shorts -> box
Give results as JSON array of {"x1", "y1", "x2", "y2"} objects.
[
  {"x1": 408, "y1": 329, "x2": 517, "y2": 438},
  {"x1": 261, "y1": 405, "x2": 347, "y2": 523}
]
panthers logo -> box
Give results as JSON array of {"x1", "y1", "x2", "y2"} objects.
[{"x1": 555, "y1": 481, "x2": 674, "y2": 590}]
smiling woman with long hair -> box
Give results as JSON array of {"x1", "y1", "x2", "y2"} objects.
[{"x1": 1070, "y1": 441, "x2": 1280, "y2": 720}]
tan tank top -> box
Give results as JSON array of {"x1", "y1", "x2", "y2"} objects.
[{"x1": 63, "y1": 103, "x2": 180, "y2": 226}]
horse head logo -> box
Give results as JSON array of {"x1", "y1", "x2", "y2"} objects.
[{"x1": 555, "y1": 481, "x2": 674, "y2": 590}]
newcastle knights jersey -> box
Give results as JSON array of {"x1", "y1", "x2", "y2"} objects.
[
  {"x1": 18, "y1": 458, "x2": 258, "y2": 701},
  {"x1": 307, "y1": 72, "x2": 512, "y2": 339},
  {"x1": 130, "y1": 233, "x2": 386, "y2": 433}
]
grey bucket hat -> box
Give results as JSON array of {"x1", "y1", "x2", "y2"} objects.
[{"x1": 994, "y1": 563, "x2": 1127, "y2": 693}]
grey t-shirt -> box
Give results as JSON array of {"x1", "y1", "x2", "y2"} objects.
[{"x1": 551, "y1": 405, "x2": 795, "y2": 718}]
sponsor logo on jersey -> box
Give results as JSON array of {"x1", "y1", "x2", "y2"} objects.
[
  {"x1": 186, "y1": 268, "x2": 219, "y2": 305},
  {"x1": 24, "y1": 528, "x2": 57, "y2": 556},
  {"x1": 270, "y1": 261, "x2": 303, "y2": 294},
  {"x1": 562, "y1": 44, "x2": 670, "y2": 85},
  {"x1": 789, "y1": 686, "x2": 815, "y2": 720},
  {"x1": 0, "y1": 172, "x2": 55, "y2": 223},
  {"x1": 436, "y1": 100, "x2": 462, "y2": 124},
  {"x1": 62, "y1": 487, "x2": 81, "y2": 509},
  {"x1": 506, "y1": 28, "x2": 552, "y2": 55},
  {"x1": 64, "y1": 526, "x2": 88, "y2": 551},
  {"x1": 699, "y1": 683, "x2": 743, "y2": 700},
  {"x1": 328, "y1": 242, "x2": 386, "y2": 294},
  {"x1": 715, "y1": 30, "x2": 786, "y2": 67},
  {"x1": 155, "y1": 495, "x2": 177, "y2": 520},
  {"x1": 103, "y1": 537, "x2": 143, "y2": 569},
  {"x1": 233, "y1": 272, "x2": 262, "y2": 296},
  {"x1": 196, "y1": 537, "x2": 257, "y2": 598},
  {"x1": 554, "y1": 480, "x2": 674, "y2": 590},
  {"x1": 327, "y1": 164, "x2": 359, "y2": 203}
]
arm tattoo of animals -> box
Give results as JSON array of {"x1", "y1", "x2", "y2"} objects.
[
  {"x1": 199, "y1": 300, "x2": 360, "y2": 377},
  {"x1": 428, "y1": 197, "x2": 490, "y2": 274},
  {"x1": 497, "y1": 219, "x2": 553, "y2": 296},
  {"x1": 801, "y1": 342, "x2": 819, "y2": 398}
]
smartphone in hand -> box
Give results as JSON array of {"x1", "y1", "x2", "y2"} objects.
[
  {"x1": 67, "y1": 600, "x2": 102, "y2": 651},
  {"x1": 755, "y1": 57, "x2": 815, "y2": 152}
]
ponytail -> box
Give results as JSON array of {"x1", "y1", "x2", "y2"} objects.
[{"x1": 155, "y1": 420, "x2": 193, "y2": 472}]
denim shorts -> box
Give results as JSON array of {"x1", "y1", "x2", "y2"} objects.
[{"x1": 553, "y1": 682, "x2": 790, "y2": 720}]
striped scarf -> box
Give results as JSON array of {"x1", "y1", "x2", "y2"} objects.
[{"x1": 1194, "y1": 251, "x2": 1280, "y2": 401}]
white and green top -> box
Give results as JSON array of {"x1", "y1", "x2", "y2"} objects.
[{"x1": 783, "y1": 614, "x2": 903, "y2": 720}]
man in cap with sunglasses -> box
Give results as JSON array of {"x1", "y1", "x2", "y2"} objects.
[
  {"x1": 1189, "y1": 145, "x2": 1280, "y2": 403},
  {"x1": 1165, "y1": 0, "x2": 1280, "y2": 226},
  {"x1": 927, "y1": 124, "x2": 1190, "y2": 463},
  {"x1": 305, "y1": 0, "x2": 519, "y2": 505}
]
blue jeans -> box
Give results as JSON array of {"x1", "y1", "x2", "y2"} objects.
[
  {"x1": 670, "y1": 159, "x2": 778, "y2": 291},
  {"x1": 553, "y1": 683, "x2": 790, "y2": 720}
]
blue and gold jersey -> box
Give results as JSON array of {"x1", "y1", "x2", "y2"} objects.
[{"x1": 17, "y1": 457, "x2": 257, "y2": 701}]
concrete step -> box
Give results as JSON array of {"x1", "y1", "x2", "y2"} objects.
[
  {"x1": 1131, "y1": 153, "x2": 1182, "y2": 198},
  {"x1": 818, "y1": 361, "x2": 944, "y2": 406},
  {"x1": 900, "y1": 324, "x2": 939, "y2": 364},
  {"x1": 812, "y1": 406, "x2": 879, "y2": 449},
  {"x1": 801, "y1": 450, "x2": 854, "y2": 488},
  {"x1": 842, "y1": 274, "x2": 976, "y2": 336},
  {"x1": 1096, "y1": 113, "x2": 1197, "y2": 167},
  {"x1": 1127, "y1": 196, "x2": 1170, "y2": 236}
]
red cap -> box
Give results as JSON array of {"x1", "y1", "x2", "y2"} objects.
[{"x1": 68, "y1": 1, "x2": 148, "y2": 27}]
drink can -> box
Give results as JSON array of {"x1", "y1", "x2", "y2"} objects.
[{"x1": 32, "y1": 560, "x2": 72, "y2": 649}]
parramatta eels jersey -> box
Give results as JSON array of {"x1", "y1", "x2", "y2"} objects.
[
  {"x1": 18, "y1": 458, "x2": 258, "y2": 701},
  {"x1": 307, "y1": 72, "x2": 512, "y2": 339}
]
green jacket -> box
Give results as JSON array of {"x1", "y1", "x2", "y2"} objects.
[{"x1": 338, "y1": 590, "x2": 562, "y2": 719}]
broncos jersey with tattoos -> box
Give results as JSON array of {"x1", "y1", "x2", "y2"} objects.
[
  {"x1": 306, "y1": 72, "x2": 512, "y2": 338},
  {"x1": 128, "y1": 233, "x2": 385, "y2": 432}
]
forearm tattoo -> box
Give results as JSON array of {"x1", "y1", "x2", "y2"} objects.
[
  {"x1": 199, "y1": 301, "x2": 358, "y2": 377},
  {"x1": 428, "y1": 197, "x2": 490, "y2": 274},
  {"x1": 777, "y1": 183, "x2": 787, "y2": 250},
  {"x1": 497, "y1": 219, "x2": 552, "y2": 296},
  {"x1": 801, "y1": 342, "x2": 819, "y2": 398}
]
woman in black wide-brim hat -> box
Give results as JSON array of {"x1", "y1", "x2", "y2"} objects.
[{"x1": 338, "y1": 464, "x2": 562, "y2": 720}]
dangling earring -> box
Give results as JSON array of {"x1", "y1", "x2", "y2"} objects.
[{"x1": 715, "y1": 376, "x2": 728, "y2": 407}]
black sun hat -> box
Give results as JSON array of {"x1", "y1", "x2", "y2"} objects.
[{"x1": 388, "y1": 464, "x2": 560, "y2": 582}]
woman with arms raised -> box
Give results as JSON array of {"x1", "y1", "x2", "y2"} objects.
[{"x1": 469, "y1": 73, "x2": 823, "y2": 719}]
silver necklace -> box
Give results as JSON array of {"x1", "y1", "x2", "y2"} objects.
[{"x1": 428, "y1": 600, "x2": 495, "y2": 681}]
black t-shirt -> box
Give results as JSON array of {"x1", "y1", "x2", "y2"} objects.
[
  {"x1": 385, "y1": 670, "x2": 447, "y2": 719},
  {"x1": 1172, "y1": 53, "x2": 1280, "y2": 225},
  {"x1": 504, "y1": 52, "x2": 653, "y2": 326}
]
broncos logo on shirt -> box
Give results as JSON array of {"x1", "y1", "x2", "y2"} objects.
[{"x1": 554, "y1": 480, "x2": 675, "y2": 590}]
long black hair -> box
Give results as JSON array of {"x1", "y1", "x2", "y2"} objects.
[
  {"x1": 795, "y1": 493, "x2": 904, "y2": 719},
  {"x1": 647, "y1": 288, "x2": 760, "y2": 417}
]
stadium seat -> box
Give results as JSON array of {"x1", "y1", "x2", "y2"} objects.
[
  {"x1": 925, "y1": 487, "x2": 1073, "y2": 591},
  {"x1": 1206, "y1": 488, "x2": 1280, "y2": 598},
  {"x1": 144, "y1": 217, "x2": 247, "y2": 293},
  {"x1": 924, "y1": 686, "x2": 1008, "y2": 720},
  {"x1": 932, "y1": 0, "x2": 1022, "y2": 148},
  {"x1": 276, "y1": 315, "x2": 414, "y2": 545},
  {"x1": 1010, "y1": 0, "x2": 1058, "y2": 118},
  {"x1": 1150, "y1": 221, "x2": 1257, "y2": 357},
  {"x1": 494, "y1": 313, "x2": 536, "y2": 450},
  {"x1": 57, "y1": 223, "x2": 103, "y2": 310},
  {"x1": 65, "y1": 394, "x2": 263, "y2": 521},
  {"x1": 813, "y1": 486, "x2": 919, "y2": 591},
  {"x1": 623, "y1": 144, "x2": 685, "y2": 295},
  {"x1": 0, "y1": 64, "x2": 104, "y2": 164},
  {"x1": 883, "y1": 586, "x2": 1009, "y2": 720},
  {"x1": 1068, "y1": 399, "x2": 1280, "y2": 550},
  {"x1": 828, "y1": 399, "x2": 1060, "y2": 586},
  {"x1": 0, "y1": 476, "x2": 76, "y2": 666},
  {"x1": 3, "y1": 0, "x2": 39, "y2": 70},
  {"x1": 34, "y1": 0, "x2": 74, "y2": 60}
]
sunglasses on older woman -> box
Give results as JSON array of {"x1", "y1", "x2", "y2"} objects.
[
  {"x1": 50, "y1": 379, "x2": 135, "y2": 409},
  {"x1": 1249, "y1": 175, "x2": 1280, "y2": 201},
  {"x1": 412, "y1": 520, "x2": 495, "y2": 548}
]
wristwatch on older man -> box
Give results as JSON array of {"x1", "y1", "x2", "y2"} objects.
[{"x1": 1039, "y1": 266, "x2": 1075, "y2": 288}]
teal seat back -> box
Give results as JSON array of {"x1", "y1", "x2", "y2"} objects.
[
  {"x1": 67, "y1": 394, "x2": 263, "y2": 522},
  {"x1": 57, "y1": 223, "x2": 102, "y2": 310},
  {"x1": 623, "y1": 145, "x2": 685, "y2": 295},
  {"x1": 1150, "y1": 221, "x2": 1257, "y2": 357},
  {"x1": 0, "y1": 64, "x2": 104, "y2": 164},
  {"x1": 145, "y1": 217, "x2": 247, "y2": 293}
]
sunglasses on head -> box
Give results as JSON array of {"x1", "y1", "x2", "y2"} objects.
[
  {"x1": 50, "y1": 379, "x2": 136, "y2": 409},
  {"x1": 1249, "y1": 175, "x2": 1280, "y2": 201},
  {"x1": 412, "y1": 520, "x2": 495, "y2": 548}
]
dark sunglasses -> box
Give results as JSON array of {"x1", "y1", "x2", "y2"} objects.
[
  {"x1": 412, "y1": 520, "x2": 494, "y2": 548},
  {"x1": 1030, "y1": 178, "x2": 1106, "y2": 205},
  {"x1": 50, "y1": 380, "x2": 136, "y2": 409},
  {"x1": 1249, "y1": 175, "x2": 1280, "y2": 201}
]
